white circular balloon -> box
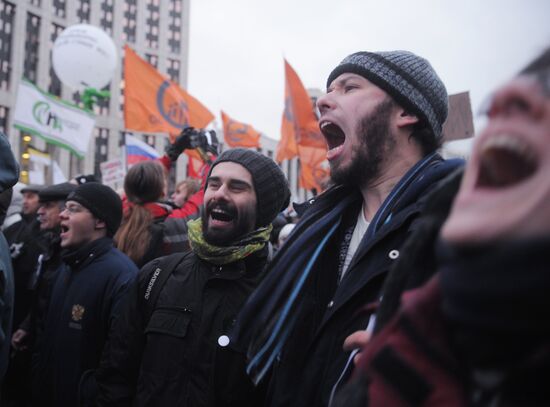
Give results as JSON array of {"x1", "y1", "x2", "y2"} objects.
[{"x1": 52, "y1": 24, "x2": 118, "y2": 91}]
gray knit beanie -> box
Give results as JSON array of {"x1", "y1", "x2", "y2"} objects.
[
  {"x1": 326, "y1": 51, "x2": 448, "y2": 141},
  {"x1": 206, "y1": 149, "x2": 290, "y2": 228}
]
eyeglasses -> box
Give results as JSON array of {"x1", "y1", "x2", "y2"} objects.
[{"x1": 63, "y1": 203, "x2": 90, "y2": 215}]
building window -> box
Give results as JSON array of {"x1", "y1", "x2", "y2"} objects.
[
  {"x1": 145, "y1": 53, "x2": 158, "y2": 68},
  {"x1": 122, "y1": 0, "x2": 137, "y2": 43},
  {"x1": 53, "y1": 0, "x2": 66, "y2": 18},
  {"x1": 100, "y1": 0, "x2": 114, "y2": 35},
  {"x1": 0, "y1": 105, "x2": 9, "y2": 135},
  {"x1": 119, "y1": 57, "x2": 124, "y2": 117},
  {"x1": 48, "y1": 23, "x2": 64, "y2": 96},
  {"x1": 76, "y1": 0, "x2": 91, "y2": 23},
  {"x1": 143, "y1": 134, "x2": 156, "y2": 147},
  {"x1": 168, "y1": 0, "x2": 182, "y2": 54},
  {"x1": 0, "y1": 1, "x2": 15, "y2": 91},
  {"x1": 167, "y1": 58, "x2": 180, "y2": 82},
  {"x1": 24, "y1": 13, "x2": 41, "y2": 83},
  {"x1": 94, "y1": 127, "x2": 109, "y2": 178},
  {"x1": 145, "y1": 0, "x2": 160, "y2": 49}
]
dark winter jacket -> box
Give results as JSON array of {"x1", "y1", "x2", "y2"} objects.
[
  {"x1": 233, "y1": 153, "x2": 463, "y2": 407},
  {"x1": 95, "y1": 247, "x2": 269, "y2": 407},
  {"x1": 336, "y1": 237, "x2": 550, "y2": 407},
  {"x1": 19, "y1": 230, "x2": 64, "y2": 345},
  {"x1": 0, "y1": 133, "x2": 19, "y2": 382},
  {"x1": 31, "y1": 237, "x2": 138, "y2": 407},
  {"x1": 3, "y1": 215, "x2": 48, "y2": 328}
]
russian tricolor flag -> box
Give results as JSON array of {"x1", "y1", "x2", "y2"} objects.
[{"x1": 125, "y1": 134, "x2": 160, "y2": 165}]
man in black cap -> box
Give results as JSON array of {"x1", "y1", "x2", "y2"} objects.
[
  {"x1": 11, "y1": 183, "x2": 77, "y2": 352},
  {"x1": 3, "y1": 184, "x2": 46, "y2": 330},
  {"x1": 31, "y1": 183, "x2": 138, "y2": 407},
  {"x1": 95, "y1": 148, "x2": 290, "y2": 407},
  {"x1": 3, "y1": 183, "x2": 76, "y2": 406},
  {"x1": 2, "y1": 183, "x2": 48, "y2": 406},
  {"x1": 231, "y1": 51, "x2": 464, "y2": 406}
]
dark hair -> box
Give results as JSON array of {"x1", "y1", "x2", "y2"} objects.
[
  {"x1": 124, "y1": 161, "x2": 165, "y2": 204},
  {"x1": 409, "y1": 121, "x2": 442, "y2": 157},
  {"x1": 115, "y1": 161, "x2": 166, "y2": 265}
]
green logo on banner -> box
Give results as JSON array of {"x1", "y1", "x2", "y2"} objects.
[{"x1": 32, "y1": 101, "x2": 63, "y2": 131}]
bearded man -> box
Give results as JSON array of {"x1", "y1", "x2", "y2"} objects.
[
  {"x1": 334, "y1": 46, "x2": 550, "y2": 407},
  {"x1": 232, "y1": 50, "x2": 463, "y2": 407},
  {"x1": 95, "y1": 149, "x2": 290, "y2": 406}
]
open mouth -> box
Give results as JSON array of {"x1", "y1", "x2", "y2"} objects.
[
  {"x1": 476, "y1": 136, "x2": 537, "y2": 189},
  {"x1": 209, "y1": 207, "x2": 236, "y2": 224},
  {"x1": 320, "y1": 121, "x2": 346, "y2": 151}
]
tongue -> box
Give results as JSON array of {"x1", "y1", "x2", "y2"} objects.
[{"x1": 326, "y1": 144, "x2": 344, "y2": 161}]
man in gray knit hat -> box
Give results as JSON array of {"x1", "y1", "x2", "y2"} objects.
[{"x1": 231, "y1": 50, "x2": 464, "y2": 407}]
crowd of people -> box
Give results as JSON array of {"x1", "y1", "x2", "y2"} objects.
[{"x1": 0, "y1": 45, "x2": 548, "y2": 407}]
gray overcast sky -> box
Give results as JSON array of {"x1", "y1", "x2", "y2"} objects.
[{"x1": 188, "y1": 0, "x2": 550, "y2": 142}]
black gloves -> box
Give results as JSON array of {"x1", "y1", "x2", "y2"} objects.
[{"x1": 165, "y1": 127, "x2": 205, "y2": 161}]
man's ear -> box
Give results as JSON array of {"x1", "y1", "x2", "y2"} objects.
[
  {"x1": 395, "y1": 108, "x2": 419, "y2": 129},
  {"x1": 94, "y1": 218, "x2": 107, "y2": 231}
]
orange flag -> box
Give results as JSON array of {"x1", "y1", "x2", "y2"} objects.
[
  {"x1": 185, "y1": 149, "x2": 208, "y2": 179},
  {"x1": 298, "y1": 145, "x2": 329, "y2": 192},
  {"x1": 276, "y1": 59, "x2": 326, "y2": 162},
  {"x1": 124, "y1": 45, "x2": 214, "y2": 133},
  {"x1": 221, "y1": 111, "x2": 261, "y2": 148}
]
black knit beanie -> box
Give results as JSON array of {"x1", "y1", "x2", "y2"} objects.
[
  {"x1": 326, "y1": 50, "x2": 448, "y2": 141},
  {"x1": 66, "y1": 182, "x2": 122, "y2": 237},
  {"x1": 207, "y1": 149, "x2": 291, "y2": 228}
]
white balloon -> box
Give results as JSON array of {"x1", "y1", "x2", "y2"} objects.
[{"x1": 52, "y1": 24, "x2": 118, "y2": 91}]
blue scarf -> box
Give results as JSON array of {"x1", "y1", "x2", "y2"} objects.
[{"x1": 231, "y1": 153, "x2": 463, "y2": 384}]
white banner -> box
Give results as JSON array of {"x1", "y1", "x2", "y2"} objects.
[
  {"x1": 13, "y1": 80, "x2": 96, "y2": 158},
  {"x1": 100, "y1": 158, "x2": 126, "y2": 191}
]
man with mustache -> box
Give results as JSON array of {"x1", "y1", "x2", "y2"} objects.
[
  {"x1": 231, "y1": 51, "x2": 463, "y2": 406},
  {"x1": 95, "y1": 149, "x2": 290, "y2": 407},
  {"x1": 334, "y1": 47, "x2": 550, "y2": 407}
]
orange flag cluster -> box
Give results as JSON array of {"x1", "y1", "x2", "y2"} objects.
[
  {"x1": 277, "y1": 60, "x2": 328, "y2": 192},
  {"x1": 122, "y1": 46, "x2": 328, "y2": 191}
]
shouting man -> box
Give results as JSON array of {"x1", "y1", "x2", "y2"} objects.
[
  {"x1": 96, "y1": 149, "x2": 290, "y2": 406},
  {"x1": 233, "y1": 51, "x2": 463, "y2": 406}
]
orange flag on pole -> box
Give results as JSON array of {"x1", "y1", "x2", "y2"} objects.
[
  {"x1": 276, "y1": 59, "x2": 325, "y2": 162},
  {"x1": 124, "y1": 45, "x2": 214, "y2": 133},
  {"x1": 221, "y1": 111, "x2": 261, "y2": 148}
]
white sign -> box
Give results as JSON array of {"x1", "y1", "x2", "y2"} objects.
[
  {"x1": 13, "y1": 80, "x2": 96, "y2": 158},
  {"x1": 100, "y1": 158, "x2": 126, "y2": 191}
]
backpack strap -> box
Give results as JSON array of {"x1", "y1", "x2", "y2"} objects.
[{"x1": 142, "y1": 253, "x2": 188, "y2": 324}]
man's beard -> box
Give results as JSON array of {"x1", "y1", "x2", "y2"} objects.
[
  {"x1": 330, "y1": 99, "x2": 396, "y2": 188},
  {"x1": 201, "y1": 200, "x2": 256, "y2": 246}
]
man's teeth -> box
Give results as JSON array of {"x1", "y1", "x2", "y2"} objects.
[
  {"x1": 320, "y1": 121, "x2": 332, "y2": 130},
  {"x1": 481, "y1": 135, "x2": 536, "y2": 163}
]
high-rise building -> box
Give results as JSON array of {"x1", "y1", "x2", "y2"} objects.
[
  {"x1": 0, "y1": 0, "x2": 315, "y2": 203},
  {"x1": 0, "y1": 0, "x2": 190, "y2": 183}
]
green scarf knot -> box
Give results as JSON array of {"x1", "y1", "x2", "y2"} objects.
[{"x1": 187, "y1": 218, "x2": 272, "y2": 265}]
